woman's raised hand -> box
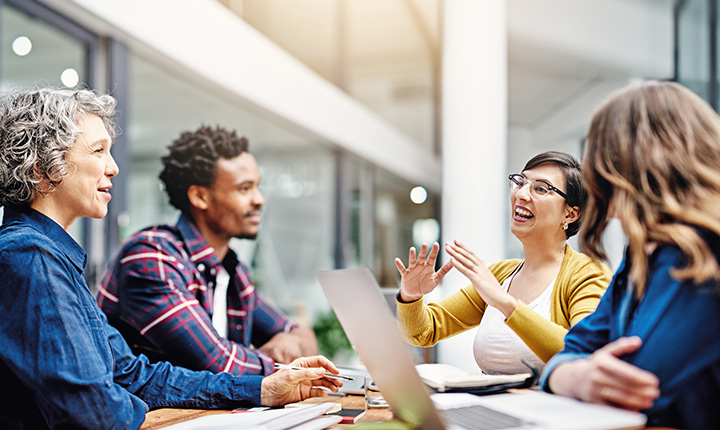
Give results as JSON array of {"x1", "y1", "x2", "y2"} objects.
[
  {"x1": 445, "y1": 240, "x2": 517, "y2": 317},
  {"x1": 395, "y1": 242, "x2": 453, "y2": 302}
]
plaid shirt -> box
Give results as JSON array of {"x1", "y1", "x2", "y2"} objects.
[{"x1": 97, "y1": 214, "x2": 296, "y2": 376}]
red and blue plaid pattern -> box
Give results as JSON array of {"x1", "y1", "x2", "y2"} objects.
[{"x1": 97, "y1": 214, "x2": 295, "y2": 376}]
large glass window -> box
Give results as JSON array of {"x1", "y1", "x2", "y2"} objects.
[
  {"x1": 374, "y1": 167, "x2": 438, "y2": 287},
  {"x1": 0, "y1": 4, "x2": 88, "y2": 89},
  {"x1": 127, "y1": 52, "x2": 337, "y2": 322},
  {"x1": 676, "y1": 0, "x2": 711, "y2": 101},
  {"x1": 0, "y1": 1, "x2": 93, "y2": 247}
]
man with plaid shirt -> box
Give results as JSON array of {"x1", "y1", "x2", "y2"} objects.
[{"x1": 98, "y1": 126, "x2": 317, "y2": 376}]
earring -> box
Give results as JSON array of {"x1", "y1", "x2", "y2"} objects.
[{"x1": 562, "y1": 222, "x2": 568, "y2": 231}]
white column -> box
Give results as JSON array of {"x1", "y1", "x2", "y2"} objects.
[{"x1": 439, "y1": 0, "x2": 508, "y2": 371}]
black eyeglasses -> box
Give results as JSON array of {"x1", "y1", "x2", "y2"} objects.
[{"x1": 508, "y1": 174, "x2": 568, "y2": 200}]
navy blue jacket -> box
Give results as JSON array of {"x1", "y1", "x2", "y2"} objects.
[{"x1": 542, "y1": 240, "x2": 720, "y2": 429}]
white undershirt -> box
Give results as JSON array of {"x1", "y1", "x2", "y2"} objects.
[
  {"x1": 212, "y1": 266, "x2": 230, "y2": 338},
  {"x1": 472, "y1": 267, "x2": 554, "y2": 375}
]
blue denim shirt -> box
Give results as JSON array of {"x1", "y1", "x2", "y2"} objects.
[
  {"x1": 0, "y1": 206, "x2": 262, "y2": 430},
  {"x1": 541, "y1": 244, "x2": 720, "y2": 429}
]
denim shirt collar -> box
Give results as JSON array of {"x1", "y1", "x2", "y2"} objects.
[{"x1": 2, "y1": 205, "x2": 87, "y2": 273}]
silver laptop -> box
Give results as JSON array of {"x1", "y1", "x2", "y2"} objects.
[{"x1": 317, "y1": 268, "x2": 646, "y2": 430}]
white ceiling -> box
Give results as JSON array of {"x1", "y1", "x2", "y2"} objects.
[
  {"x1": 10, "y1": 0, "x2": 678, "y2": 155},
  {"x1": 233, "y1": 0, "x2": 676, "y2": 130}
]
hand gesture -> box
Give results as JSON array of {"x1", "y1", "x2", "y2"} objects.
[
  {"x1": 445, "y1": 240, "x2": 516, "y2": 316},
  {"x1": 260, "y1": 355, "x2": 343, "y2": 407},
  {"x1": 395, "y1": 242, "x2": 453, "y2": 302},
  {"x1": 548, "y1": 337, "x2": 660, "y2": 411}
]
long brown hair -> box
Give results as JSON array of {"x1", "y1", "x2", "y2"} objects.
[{"x1": 581, "y1": 81, "x2": 720, "y2": 294}]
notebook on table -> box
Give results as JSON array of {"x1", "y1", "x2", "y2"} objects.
[
  {"x1": 415, "y1": 359, "x2": 538, "y2": 395},
  {"x1": 317, "y1": 268, "x2": 647, "y2": 430}
]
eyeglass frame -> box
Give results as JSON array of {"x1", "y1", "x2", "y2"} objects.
[{"x1": 507, "y1": 173, "x2": 568, "y2": 200}]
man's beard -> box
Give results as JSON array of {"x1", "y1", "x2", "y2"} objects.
[{"x1": 236, "y1": 232, "x2": 259, "y2": 240}]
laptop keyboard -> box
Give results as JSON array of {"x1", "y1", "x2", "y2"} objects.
[{"x1": 439, "y1": 404, "x2": 530, "y2": 429}]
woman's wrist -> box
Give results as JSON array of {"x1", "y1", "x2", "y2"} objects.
[
  {"x1": 547, "y1": 360, "x2": 583, "y2": 398},
  {"x1": 476, "y1": 284, "x2": 517, "y2": 317},
  {"x1": 398, "y1": 288, "x2": 422, "y2": 303},
  {"x1": 494, "y1": 293, "x2": 518, "y2": 318}
]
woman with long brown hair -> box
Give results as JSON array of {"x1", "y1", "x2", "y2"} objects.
[{"x1": 541, "y1": 81, "x2": 720, "y2": 429}]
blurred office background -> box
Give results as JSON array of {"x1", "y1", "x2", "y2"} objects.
[{"x1": 0, "y1": 0, "x2": 708, "y2": 370}]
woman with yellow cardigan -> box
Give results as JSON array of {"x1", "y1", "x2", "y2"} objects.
[{"x1": 395, "y1": 151, "x2": 611, "y2": 375}]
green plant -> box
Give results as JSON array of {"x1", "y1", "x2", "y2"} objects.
[{"x1": 313, "y1": 310, "x2": 352, "y2": 360}]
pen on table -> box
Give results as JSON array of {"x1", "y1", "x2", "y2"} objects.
[{"x1": 273, "y1": 363, "x2": 355, "y2": 381}]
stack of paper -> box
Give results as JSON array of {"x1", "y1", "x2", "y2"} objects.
[{"x1": 161, "y1": 402, "x2": 342, "y2": 430}]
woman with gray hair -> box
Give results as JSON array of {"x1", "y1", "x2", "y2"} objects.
[{"x1": 0, "y1": 88, "x2": 342, "y2": 429}]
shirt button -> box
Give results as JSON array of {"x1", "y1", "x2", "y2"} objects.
[
  {"x1": 197, "y1": 263, "x2": 206, "y2": 272},
  {"x1": 105, "y1": 381, "x2": 111, "y2": 387}
]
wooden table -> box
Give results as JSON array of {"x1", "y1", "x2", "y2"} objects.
[
  {"x1": 139, "y1": 394, "x2": 392, "y2": 429},
  {"x1": 139, "y1": 394, "x2": 676, "y2": 430}
]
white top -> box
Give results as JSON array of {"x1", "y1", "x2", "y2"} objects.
[
  {"x1": 472, "y1": 266, "x2": 554, "y2": 375},
  {"x1": 212, "y1": 266, "x2": 230, "y2": 338}
]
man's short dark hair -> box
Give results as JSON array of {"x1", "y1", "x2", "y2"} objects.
[{"x1": 159, "y1": 125, "x2": 249, "y2": 214}]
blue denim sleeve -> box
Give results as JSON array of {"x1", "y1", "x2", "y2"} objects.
[
  {"x1": 540, "y1": 270, "x2": 618, "y2": 392},
  {"x1": 540, "y1": 352, "x2": 590, "y2": 392},
  {"x1": 0, "y1": 241, "x2": 148, "y2": 430},
  {"x1": 108, "y1": 323, "x2": 263, "y2": 409}
]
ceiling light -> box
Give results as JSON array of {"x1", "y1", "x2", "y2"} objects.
[
  {"x1": 12, "y1": 36, "x2": 32, "y2": 56},
  {"x1": 410, "y1": 186, "x2": 428, "y2": 204},
  {"x1": 60, "y1": 68, "x2": 79, "y2": 88}
]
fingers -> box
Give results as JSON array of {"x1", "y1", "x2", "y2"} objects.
[
  {"x1": 259, "y1": 334, "x2": 304, "y2": 364},
  {"x1": 394, "y1": 257, "x2": 407, "y2": 275},
  {"x1": 595, "y1": 338, "x2": 658, "y2": 387},
  {"x1": 447, "y1": 240, "x2": 480, "y2": 264},
  {"x1": 445, "y1": 244, "x2": 481, "y2": 275},
  {"x1": 290, "y1": 355, "x2": 339, "y2": 374},
  {"x1": 278, "y1": 365, "x2": 342, "y2": 393},
  {"x1": 315, "y1": 376, "x2": 343, "y2": 392},
  {"x1": 426, "y1": 242, "x2": 440, "y2": 263},
  {"x1": 416, "y1": 242, "x2": 429, "y2": 264},
  {"x1": 266, "y1": 346, "x2": 300, "y2": 365},
  {"x1": 408, "y1": 247, "x2": 417, "y2": 267},
  {"x1": 600, "y1": 336, "x2": 643, "y2": 358},
  {"x1": 286, "y1": 367, "x2": 326, "y2": 382},
  {"x1": 436, "y1": 260, "x2": 454, "y2": 279},
  {"x1": 308, "y1": 387, "x2": 331, "y2": 398},
  {"x1": 404, "y1": 243, "x2": 442, "y2": 268},
  {"x1": 587, "y1": 338, "x2": 659, "y2": 411},
  {"x1": 598, "y1": 381, "x2": 658, "y2": 411},
  {"x1": 445, "y1": 243, "x2": 469, "y2": 267}
]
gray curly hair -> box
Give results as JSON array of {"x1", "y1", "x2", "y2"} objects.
[{"x1": 0, "y1": 88, "x2": 117, "y2": 207}]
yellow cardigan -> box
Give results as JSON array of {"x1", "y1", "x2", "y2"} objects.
[{"x1": 396, "y1": 244, "x2": 612, "y2": 362}]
